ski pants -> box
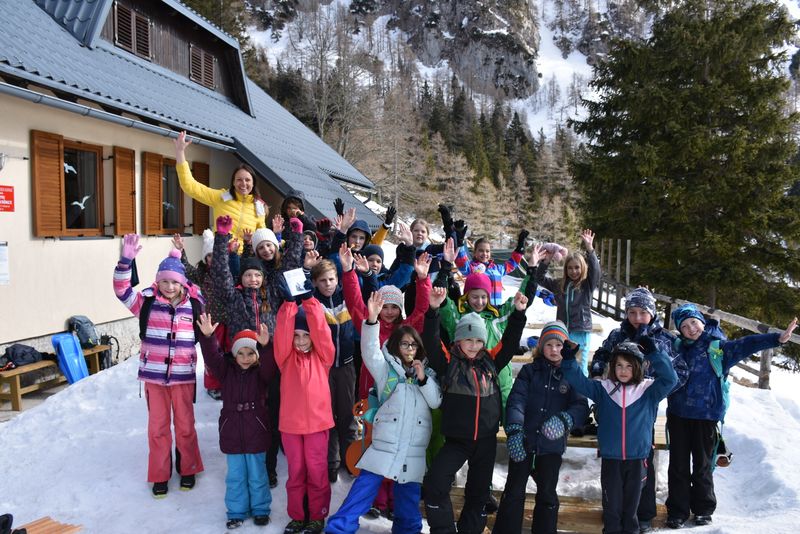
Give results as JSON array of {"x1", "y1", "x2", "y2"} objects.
[
  {"x1": 665, "y1": 414, "x2": 717, "y2": 521},
  {"x1": 568, "y1": 330, "x2": 591, "y2": 377},
  {"x1": 144, "y1": 381, "x2": 203, "y2": 483},
  {"x1": 325, "y1": 470, "x2": 421, "y2": 534},
  {"x1": 225, "y1": 452, "x2": 271, "y2": 520},
  {"x1": 601, "y1": 458, "x2": 646, "y2": 534},
  {"x1": 423, "y1": 435, "x2": 497, "y2": 534},
  {"x1": 637, "y1": 434, "x2": 657, "y2": 522},
  {"x1": 493, "y1": 453, "x2": 562, "y2": 534},
  {"x1": 284, "y1": 430, "x2": 331, "y2": 521},
  {"x1": 328, "y1": 362, "x2": 357, "y2": 471}
]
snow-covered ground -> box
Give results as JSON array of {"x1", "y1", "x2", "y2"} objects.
[{"x1": 2, "y1": 266, "x2": 800, "y2": 533}]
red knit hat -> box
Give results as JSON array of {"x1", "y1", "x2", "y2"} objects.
[
  {"x1": 231, "y1": 330, "x2": 259, "y2": 357},
  {"x1": 463, "y1": 273, "x2": 491, "y2": 296}
]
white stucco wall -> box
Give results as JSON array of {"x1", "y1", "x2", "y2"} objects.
[{"x1": 0, "y1": 95, "x2": 243, "y2": 344}]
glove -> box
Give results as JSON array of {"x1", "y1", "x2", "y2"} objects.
[
  {"x1": 384, "y1": 204, "x2": 396, "y2": 227},
  {"x1": 590, "y1": 359, "x2": 606, "y2": 378},
  {"x1": 438, "y1": 204, "x2": 454, "y2": 233},
  {"x1": 505, "y1": 423, "x2": 527, "y2": 463},
  {"x1": 289, "y1": 217, "x2": 303, "y2": 233},
  {"x1": 542, "y1": 242, "x2": 568, "y2": 262},
  {"x1": 334, "y1": 197, "x2": 345, "y2": 216},
  {"x1": 121, "y1": 234, "x2": 141, "y2": 261},
  {"x1": 636, "y1": 335, "x2": 657, "y2": 355},
  {"x1": 561, "y1": 340, "x2": 580, "y2": 361},
  {"x1": 316, "y1": 217, "x2": 331, "y2": 235},
  {"x1": 541, "y1": 412, "x2": 573, "y2": 441},
  {"x1": 454, "y1": 220, "x2": 468, "y2": 248},
  {"x1": 515, "y1": 229, "x2": 530, "y2": 254},
  {"x1": 216, "y1": 215, "x2": 233, "y2": 235},
  {"x1": 298, "y1": 278, "x2": 314, "y2": 301}
]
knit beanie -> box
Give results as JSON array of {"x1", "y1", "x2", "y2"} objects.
[
  {"x1": 454, "y1": 313, "x2": 488, "y2": 343},
  {"x1": 231, "y1": 330, "x2": 259, "y2": 357},
  {"x1": 202, "y1": 229, "x2": 214, "y2": 258},
  {"x1": 463, "y1": 272, "x2": 492, "y2": 296},
  {"x1": 156, "y1": 249, "x2": 187, "y2": 286},
  {"x1": 539, "y1": 321, "x2": 569, "y2": 345},
  {"x1": 294, "y1": 307, "x2": 309, "y2": 332},
  {"x1": 252, "y1": 228, "x2": 279, "y2": 252},
  {"x1": 625, "y1": 287, "x2": 656, "y2": 318},
  {"x1": 303, "y1": 230, "x2": 318, "y2": 248},
  {"x1": 239, "y1": 257, "x2": 263, "y2": 285},
  {"x1": 361, "y1": 244, "x2": 384, "y2": 262},
  {"x1": 378, "y1": 285, "x2": 404, "y2": 310},
  {"x1": 671, "y1": 303, "x2": 706, "y2": 331}
]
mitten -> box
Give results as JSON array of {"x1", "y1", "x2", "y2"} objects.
[
  {"x1": 505, "y1": 423, "x2": 527, "y2": 463},
  {"x1": 590, "y1": 359, "x2": 606, "y2": 378},
  {"x1": 454, "y1": 220, "x2": 468, "y2": 248},
  {"x1": 334, "y1": 197, "x2": 345, "y2": 216},
  {"x1": 121, "y1": 234, "x2": 141, "y2": 261},
  {"x1": 216, "y1": 215, "x2": 233, "y2": 235},
  {"x1": 542, "y1": 242, "x2": 568, "y2": 262},
  {"x1": 515, "y1": 229, "x2": 530, "y2": 254},
  {"x1": 384, "y1": 204, "x2": 396, "y2": 227},
  {"x1": 541, "y1": 412, "x2": 573, "y2": 441},
  {"x1": 438, "y1": 204, "x2": 454, "y2": 231},
  {"x1": 561, "y1": 341, "x2": 580, "y2": 361},
  {"x1": 299, "y1": 278, "x2": 314, "y2": 300},
  {"x1": 637, "y1": 335, "x2": 657, "y2": 355},
  {"x1": 289, "y1": 217, "x2": 303, "y2": 234}
]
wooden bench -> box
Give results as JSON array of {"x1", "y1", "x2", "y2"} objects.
[
  {"x1": 447, "y1": 487, "x2": 666, "y2": 533},
  {"x1": 19, "y1": 516, "x2": 81, "y2": 533},
  {"x1": 0, "y1": 345, "x2": 110, "y2": 411}
]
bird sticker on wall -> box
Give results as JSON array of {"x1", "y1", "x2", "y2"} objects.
[
  {"x1": 71, "y1": 195, "x2": 91, "y2": 211},
  {"x1": 64, "y1": 162, "x2": 77, "y2": 174},
  {"x1": 162, "y1": 201, "x2": 175, "y2": 211}
]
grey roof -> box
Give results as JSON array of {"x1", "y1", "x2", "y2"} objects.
[{"x1": 2, "y1": 0, "x2": 380, "y2": 226}]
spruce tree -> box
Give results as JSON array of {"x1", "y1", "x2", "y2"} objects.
[{"x1": 572, "y1": 0, "x2": 800, "y2": 318}]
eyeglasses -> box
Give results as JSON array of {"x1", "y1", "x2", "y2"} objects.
[{"x1": 399, "y1": 342, "x2": 419, "y2": 350}]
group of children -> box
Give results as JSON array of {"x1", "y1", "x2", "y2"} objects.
[{"x1": 113, "y1": 182, "x2": 797, "y2": 534}]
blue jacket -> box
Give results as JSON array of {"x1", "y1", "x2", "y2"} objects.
[
  {"x1": 563, "y1": 349, "x2": 677, "y2": 460},
  {"x1": 505, "y1": 357, "x2": 589, "y2": 456},
  {"x1": 313, "y1": 286, "x2": 356, "y2": 368},
  {"x1": 668, "y1": 331, "x2": 781, "y2": 421}
]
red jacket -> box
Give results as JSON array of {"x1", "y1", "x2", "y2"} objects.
[{"x1": 274, "y1": 297, "x2": 335, "y2": 435}]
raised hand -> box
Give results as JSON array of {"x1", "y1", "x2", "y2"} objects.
[
  {"x1": 227, "y1": 238, "x2": 240, "y2": 254},
  {"x1": 121, "y1": 234, "x2": 142, "y2": 261},
  {"x1": 216, "y1": 215, "x2": 233, "y2": 235},
  {"x1": 289, "y1": 217, "x2": 303, "y2": 234},
  {"x1": 172, "y1": 233, "x2": 184, "y2": 251},
  {"x1": 395, "y1": 220, "x2": 413, "y2": 245},
  {"x1": 339, "y1": 242, "x2": 354, "y2": 272},
  {"x1": 530, "y1": 243, "x2": 544, "y2": 266},
  {"x1": 341, "y1": 207, "x2": 356, "y2": 233},
  {"x1": 367, "y1": 291, "x2": 384, "y2": 323},
  {"x1": 303, "y1": 249, "x2": 321, "y2": 270},
  {"x1": 334, "y1": 197, "x2": 345, "y2": 216},
  {"x1": 415, "y1": 252, "x2": 432, "y2": 279},
  {"x1": 561, "y1": 340, "x2": 580, "y2": 360},
  {"x1": 173, "y1": 131, "x2": 192, "y2": 164},
  {"x1": 242, "y1": 228, "x2": 253, "y2": 244},
  {"x1": 515, "y1": 229, "x2": 530, "y2": 254},
  {"x1": 442, "y1": 237, "x2": 456, "y2": 263},
  {"x1": 257, "y1": 323, "x2": 270, "y2": 346},
  {"x1": 438, "y1": 204, "x2": 454, "y2": 231},
  {"x1": 316, "y1": 218, "x2": 332, "y2": 235},
  {"x1": 333, "y1": 214, "x2": 344, "y2": 232},
  {"x1": 429, "y1": 286, "x2": 447, "y2": 310},
  {"x1": 453, "y1": 219, "x2": 468, "y2": 247},
  {"x1": 780, "y1": 317, "x2": 798, "y2": 344},
  {"x1": 513, "y1": 292, "x2": 529, "y2": 311},
  {"x1": 196, "y1": 313, "x2": 218, "y2": 338},
  {"x1": 272, "y1": 214, "x2": 285, "y2": 233},
  {"x1": 636, "y1": 335, "x2": 657, "y2": 355},
  {"x1": 353, "y1": 252, "x2": 370, "y2": 273},
  {"x1": 384, "y1": 204, "x2": 396, "y2": 227},
  {"x1": 580, "y1": 229, "x2": 595, "y2": 252}
]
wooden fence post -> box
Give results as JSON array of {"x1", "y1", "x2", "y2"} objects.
[
  {"x1": 759, "y1": 348, "x2": 772, "y2": 390},
  {"x1": 625, "y1": 239, "x2": 631, "y2": 286}
]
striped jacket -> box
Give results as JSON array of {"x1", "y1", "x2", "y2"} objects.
[
  {"x1": 114, "y1": 258, "x2": 204, "y2": 385},
  {"x1": 454, "y1": 247, "x2": 523, "y2": 307}
]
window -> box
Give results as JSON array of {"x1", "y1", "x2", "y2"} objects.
[
  {"x1": 31, "y1": 131, "x2": 107, "y2": 237},
  {"x1": 142, "y1": 153, "x2": 183, "y2": 235},
  {"x1": 162, "y1": 160, "x2": 182, "y2": 233},
  {"x1": 190, "y1": 44, "x2": 216, "y2": 89},
  {"x1": 114, "y1": 1, "x2": 151, "y2": 60}
]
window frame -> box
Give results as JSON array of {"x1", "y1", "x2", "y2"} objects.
[
  {"x1": 161, "y1": 157, "x2": 184, "y2": 235},
  {"x1": 61, "y1": 140, "x2": 105, "y2": 237}
]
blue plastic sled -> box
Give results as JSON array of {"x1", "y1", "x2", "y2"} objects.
[{"x1": 52, "y1": 332, "x2": 90, "y2": 384}]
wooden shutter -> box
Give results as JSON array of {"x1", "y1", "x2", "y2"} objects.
[
  {"x1": 114, "y1": 2, "x2": 133, "y2": 52},
  {"x1": 142, "y1": 152, "x2": 162, "y2": 235},
  {"x1": 203, "y1": 51, "x2": 215, "y2": 89},
  {"x1": 190, "y1": 44, "x2": 202, "y2": 83},
  {"x1": 113, "y1": 146, "x2": 136, "y2": 235},
  {"x1": 31, "y1": 130, "x2": 65, "y2": 237},
  {"x1": 191, "y1": 162, "x2": 210, "y2": 235},
  {"x1": 134, "y1": 13, "x2": 150, "y2": 59}
]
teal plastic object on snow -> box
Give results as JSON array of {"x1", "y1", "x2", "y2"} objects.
[{"x1": 52, "y1": 332, "x2": 90, "y2": 384}]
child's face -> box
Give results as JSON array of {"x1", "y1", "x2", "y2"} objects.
[
  {"x1": 626, "y1": 307, "x2": 653, "y2": 329},
  {"x1": 679, "y1": 318, "x2": 704, "y2": 341},
  {"x1": 235, "y1": 347, "x2": 258, "y2": 370},
  {"x1": 542, "y1": 339, "x2": 563, "y2": 365},
  {"x1": 458, "y1": 337, "x2": 485, "y2": 359},
  {"x1": 241, "y1": 269, "x2": 264, "y2": 289},
  {"x1": 303, "y1": 235, "x2": 316, "y2": 251},
  {"x1": 285, "y1": 201, "x2": 302, "y2": 217},
  {"x1": 367, "y1": 254, "x2": 383, "y2": 273},
  {"x1": 157, "y1": 279, "x2": 183, "y2": 301},
  {"x1": 293, "y1": 330, "x2": 312, "y2": 352},
  {"x1": 615, "y1": 358, "x2": 634, "y2": 384},
  {"x1": 348, "y1": 230, "x2": 367, "y2": 250},
  {"x1": 398, "y1": 333, "x2": 418, "y2": 364},
  {"x1": 380, "y1": 303, "x2": 401, "y2": 323},
  {"x1": 313, "y1": 269, "x2": 338, "y2": 297},
  {"x1": 474, "y1": 242, "x2": 491, "y2": 263},
  {"x1": 257, "y1": 241, "x2": 277, "y2": 261},
  {"x1": 467, "y1": 289, "x2": 489, "y2": 312},
  {"x1": 411, "y1": 224, "x2": 428, "y2": 247},
  {"x1": 566, "y1": 259, "x2": 583, "y2": 281}
]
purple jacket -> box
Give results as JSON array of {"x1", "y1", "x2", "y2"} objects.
[{"x1": 199, "y1": 334, "x2": 277, "y2": 454}]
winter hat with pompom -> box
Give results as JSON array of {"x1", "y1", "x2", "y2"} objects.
[
  {"x1": 378, "y1": 285, "x2": 404, "y2": 310},
  {"x1": 202, "y1": 229, "x2": 214, "y2": 258},
  {"x1": 156, "y1": 249, "x2": 187, "y2": 286},
  {"x1": 232, "y1": 330, "x2": 259, "y2": 357}
]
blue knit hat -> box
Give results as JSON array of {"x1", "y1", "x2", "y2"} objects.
[
  {"x1": 625, "y1": 287, "x2": 656, "y2": 318},
  {"x1": 156, "y1": 249, "x2": 187, "y2": 286},
  {"x1": 361, "y1": 244, "x2": 384, "y2": 262},
  {"x1": 294, "y1": 307, "x2": 309, "y2": 332},
  {"x1": 671, "y1": 304, "x2": 706, "y2": 331}
]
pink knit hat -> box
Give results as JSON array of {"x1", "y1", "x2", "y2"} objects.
[{"x1": 463, "y1": 273, "x2": 491, "y2": 296}]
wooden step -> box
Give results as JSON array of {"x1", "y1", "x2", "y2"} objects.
[{"x1": 19, "y1": 516, "x2": 81, "y2": 534}]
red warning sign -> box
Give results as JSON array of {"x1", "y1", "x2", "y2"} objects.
[{"x1": 0, "y1": 185, "x2": 13, "y2": 212}]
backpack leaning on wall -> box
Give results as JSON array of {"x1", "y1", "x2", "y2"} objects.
[{"x1": 67, "y1": 315, "x2": 101, "y2": 349}]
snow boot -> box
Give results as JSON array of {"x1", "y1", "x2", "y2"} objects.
[
  {"x1": 303, "y1": 519, "x2": 324, "y2": 534},
  {"x1": 693, "y1": 515, "x2": 712, "y2": 526},
  {"x1": 152, "y1": 481, "x2": 169, "y2": 498},
  {"x1": 283, "y1": 520, "x2": 305, "y2": 533},
  {"x1": 362, "y1": 507, "x2": 380, "y2": 519},
  {"x1": 254, "y1": 515, "x2": 270, "y2": 526},
  {"x1": 665, "y1": 517, "x2": 685, "y2": 529},
  {"x1": 180, "y1": 474, "x2": 195, "y2": 491},
  {"x1": 226, "y1": 519, "x2": 243, "y2": 529}
]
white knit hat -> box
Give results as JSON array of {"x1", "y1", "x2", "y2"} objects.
[
  {"x1": 202, "y1": 229, "x2": 214, "y2": 258},
  {"x1": 252, "y1": 228, "x2": 279, "y2": 252}
]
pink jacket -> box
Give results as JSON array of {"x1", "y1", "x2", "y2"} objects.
[{"x1": 274, "y1": 297, "x2": 335, "y2": 434}]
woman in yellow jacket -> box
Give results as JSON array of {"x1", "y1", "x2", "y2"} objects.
[{"x1": 174, "y1": 131, "x2": 267, "y2": 246}]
